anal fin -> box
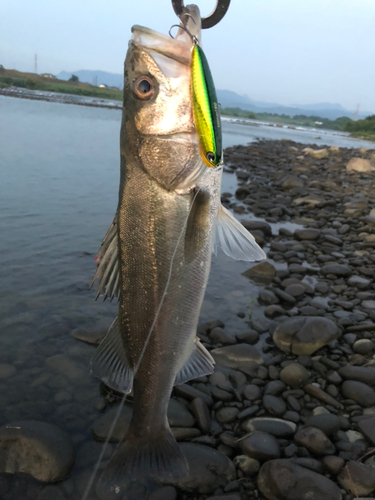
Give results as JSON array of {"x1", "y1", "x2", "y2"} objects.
[
  {"x1": 91, "y1": 316, "x2": 133, "y2": 394},
  {"x1": 213, "y1": 204, "x2": 266, "y2": 261},
  {"x1": 175, "y1": 337, "x2": 215, "y2": 385}
]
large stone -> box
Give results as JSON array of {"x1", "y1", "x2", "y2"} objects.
[
  {"x1": 272, "y1": 317, "x2": 341, "y2": 355},
  {"x1": 0, "y1": 421, "x2": 75, "y2": 483},
  {"x1": 242, "y1": 262, "x2": 276, "y2": 283},
  {"x1": 341, "y1": 380, "x2": 375, "y2": 408},
  {"x1": 211, "y1": 345, "x2": 263, "y2": 375},
  {"x1": 346, "y1": 158, "x2": 375, "y2": 173},
  {"x1": 172, "y1": 443, "x2": 236, "y2": 493},
  {"x1": 258, "y1": 459, "x2": 342, "y2": 500},
  {"x1": 338, "y1": 460, "x2": 375, "y2": 496},
  {"x1": 294, "y1": 427, "x2": 335, "y2": 455}
]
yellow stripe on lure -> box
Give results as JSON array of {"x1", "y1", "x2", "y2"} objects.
[{"x1": 191, "y1": 44, "x2": 222, "y2": 168}]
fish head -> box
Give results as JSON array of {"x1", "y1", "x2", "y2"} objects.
[{"x1": 122, "y1": 7, "x2": 206, "y2": 191}]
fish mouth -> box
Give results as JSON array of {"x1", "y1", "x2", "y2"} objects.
[{"x1": 131, "y1": 6, "x2": 201, "y2": 66}]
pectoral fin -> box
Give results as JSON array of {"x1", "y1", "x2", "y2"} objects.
[
  {"x1": 90, "y1": 214, "x2": 121, "y2": 301},
  {"x1": 213, "y1": 205, "x2": 266, "y2": 261},
  {"x1": 174, "y1": 337, "x2": 215, "y2": 385},
  {"x1": 91, "y1": 316, "x2": 133, "y2": 394}
]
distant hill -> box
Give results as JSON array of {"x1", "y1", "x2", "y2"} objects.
[
  {"x1": 57, "y1": 70, "x2": 123, "y2": 89},
  {"x1": 57, "y1": 69, "x2": 372, "y2": 119}
]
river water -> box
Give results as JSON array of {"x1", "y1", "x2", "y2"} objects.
[{"x1": 0, "y1": 95, "x2": 373, "y2": 498}]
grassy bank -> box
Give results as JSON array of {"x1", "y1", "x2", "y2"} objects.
[
  {"x1": 0, "y1": 68, "x2": 122, "y2": 101},
  {"x1": 343, "y1": 115, "x2": 375, "y2": 141}
]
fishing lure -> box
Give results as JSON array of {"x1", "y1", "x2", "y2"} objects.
[{"x1": 191, "y1": 43, "x2": 222, "y2": 168}]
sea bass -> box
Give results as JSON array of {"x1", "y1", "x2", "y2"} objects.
[{"x1": 91, "y1": 6, "x2": 265, "y2": 490}]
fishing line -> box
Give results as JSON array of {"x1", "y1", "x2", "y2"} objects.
[{"x1": 82, "y1": 186, "x2": 202, "y2": 500}]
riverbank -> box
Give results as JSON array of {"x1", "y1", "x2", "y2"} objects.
[{"x1": 1, "y1": 138, "x2": 375, "y2": 499}]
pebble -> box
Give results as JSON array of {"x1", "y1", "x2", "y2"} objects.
[
  {"x1": 242, "y1": 384, "x2": 262, "y2": 401},
  {"x1": 358, "y1": 416, "x2": 375, "y2": 445},
  {"x1": 0, "y1": 420, "x2": 75, "y2": 482},
  {"x1": 305, "y1": 413, "x2": 341, "y2": 436},
  {"x1": 210, "y1": 327, "x2": 237, "y2": 345},
  {"x1": 341, "y1": 380, "x2": 375, "y2": 408},
  {"x1": 280, "y1": 363, "x2": 310, "y2": 386},
  {"x1": 191, "y1": 398, "x2": 211, "y2": 434},
  {"x1": 258, "y1": 459, "x2": 342, "y2": 500},
  {"x1": 262, "y1": 395, "x2": 286, "y2": 416},
  {"x1": 338, "y1": 366, "x2": 375, "y2": 386},
  {"x1": 272, "y1": 316, "x2": 340, "y2": 355},
  {"x1": 211, "y1": 345, "x2": 263, "y2": 375},
  {"x1": 239, "y1": 431, "x2": 281, "y2": 461},
  {"x1": 242, "y1": 417, "x2": 297, "y2": 438},
  {"x1": 233, "y1": 455, "x2": 260, "y2": 476},
  {"x1": 294, "y1": 426, "x2": 335, "y2": 455}
]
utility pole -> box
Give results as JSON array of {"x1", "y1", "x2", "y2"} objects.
[{"x1": 34, "y1": 54, "x2": 38, "y2": 74}]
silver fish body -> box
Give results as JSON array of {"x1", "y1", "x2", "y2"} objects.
[{"x1": 91, "y1": 7, "x2": 265, "y2": 491}]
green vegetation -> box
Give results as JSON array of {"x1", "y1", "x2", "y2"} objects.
[
  {"x1": 69, "y1": 74, "x2": 79, "y2": 82},
  {"x1": 343, "y1": 115, "x2": 375, "y2": 141},
  {"x1": 221, "y1": 107, "x2": 353, "y2": 131},
  {"x1": 0, "y1": 68, "x2": 122, "y2": 101}
]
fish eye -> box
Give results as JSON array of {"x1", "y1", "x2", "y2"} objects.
[
  {"x1": 133, "y1": 76, "x2": 154, "y2": 100},
  {"x1": 206, "y1": 152, "x2": 215, "y2": 164}
]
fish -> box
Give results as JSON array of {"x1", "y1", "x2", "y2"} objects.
[{"x1": 90, "y1": 5, "x2": 265, "y2": 492}]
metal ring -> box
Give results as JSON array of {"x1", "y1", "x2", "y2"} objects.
[{"x1": 171, "y1": 0, "x2": 231, "y2": 29}]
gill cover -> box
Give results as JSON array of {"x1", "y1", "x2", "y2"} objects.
[{"x1": 191, "y1": 44, "x2": 222, "y2": 168}]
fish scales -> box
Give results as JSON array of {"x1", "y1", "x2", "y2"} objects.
[{"x1": 91, "y1": 5, "x2": 265, "y2": 494}]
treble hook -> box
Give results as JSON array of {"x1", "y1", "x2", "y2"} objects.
[{"x1": 171, "y1": 0, "x2": 231, "y2": 29}]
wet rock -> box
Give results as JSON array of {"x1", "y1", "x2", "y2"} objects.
[
  {"x1": 358, "y1": 416, "x2": 375, "y2": 445},
  {"x1": 70, "y1": 329, "x2": 106, "y2": 345},
  {"x1": 239, "y1": 431, "x2": 280, "y2": 462},
  {"x1": 241, "y1": 220, "x2": 272, "y2": 236},
  {"x1": 242, "y1": 384, "x2": 262, "y2": 401},
  {"x1": 262, "y1": 396, "x2": 286, "y2": 417},
  {"x1": 258, "y1": 459, "x2": 342, "y2": 500},
  {"x1": 0, "y1": 364, "x2": 16, "y2": 379},
  {"x1": 322, "y1": 455, "x2": 345, "y2": 475},
  {"x1": 304, "y1": 384, "x2": 343, "y2": 410},
  {"x1": 346, "y1": 158, "x2": 375, "y2": 173},
  {"x1": 305, "y1": 413, "x2": 341, "y2": 436},
  {"x1": 191, "y1": 398, "x2": 211, "y2": 434},
  {"x1": 242, "y1": 418, "x2": 296, "y2": 438},
  {"x1": 320, "y1": 264, "x2": 352, "y2": 277},
  {"x1": 353, "y1": 339, "x2": 375, "y2": 355},
  {"x1": 338, "y1": 366, "x2": 375, "y2": 386},
  {"x1": 284, "y1": 284, "x2": 305, "y2": 297},
  {"x1": 294, "y1": 427, "x2": 335, "y2": 455},
  {"x1": 216, "y1": 407, "x2": 239, "y2": 424},
  {"x1": 235, "y1": 330, "x2": 260, "y2": 345},
  {"x1": 172, "y1": 427, "x2": 201, "y2": 441},
  {"x1": 0, "y1": 421, "x2": 75, "y2": 482},
  {"x1": 233, "y1": 455, "x2": 260, "y2": 476},
  {"x1": 211, "y1": 345, "x2": 263, "y2": 375},
  {"x1": 348, "y1": 275, "x2": 371, "y2": 290},
  {"x1": 294, "y1": 229, "x2": 321, "y2": 240},
  {"x1": 282, "y1": 176, "x2": 304, "y2": 190},
  {"x1": 341, "y1": 380, "x2": 375, "y2": 408},
  {"x1": 210, "y1": 327, "x2": 237, "y2": 345},
  {"x1": 338, "y1": 460, "x2": 375, "y2": 496},
  {"x1": 149, "y1": 486, "x2": 177, "y2": 500},
  {"x1": 280, "y1": 363, "x2": 310, "y2": 387},
  {"x1": 174, "y1": 384, "x2": 213, "y2": 406},
  {"x1": 272, "y1": 316, "x2": 341, "y2": 355},
  {"x1": 259, "y1": 289, "x2": 279, "y2": 305},
  {"x1": 242, "y1": 262, "x2": 276, "y2": 283},
  {"x1": 172, "y1": 443, "x2": 236, "y2": 494}
]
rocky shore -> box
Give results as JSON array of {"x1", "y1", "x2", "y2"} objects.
[{"x1": 1, "y1": 139, "x2": 375, "y2": 499}]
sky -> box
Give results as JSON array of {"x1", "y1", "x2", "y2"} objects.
[{"x1": 1, "y1": 0, "x2": 375, "y2": 113}]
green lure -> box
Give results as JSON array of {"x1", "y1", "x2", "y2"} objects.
[{"x1": 191, "y1": 44, "x2": 222, "y2": 168}]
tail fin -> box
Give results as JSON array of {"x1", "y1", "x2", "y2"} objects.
[{"x1": 97, "y1": 427, "x2": 188, "y2": 496}]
